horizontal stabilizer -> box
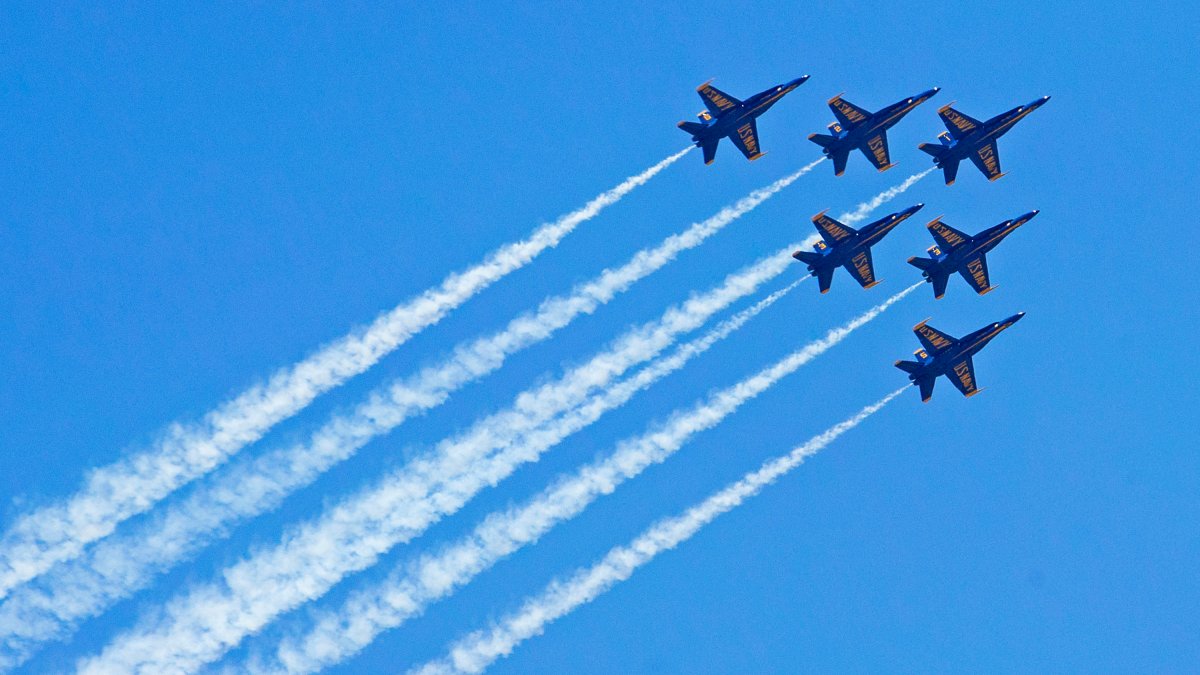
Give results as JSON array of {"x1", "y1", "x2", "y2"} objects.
[
  {"x1": 808, "y1": 133, "x2": 836, "y2": 149},
  {"x1": 894, "y1": 359, "x2": 921, "y2": 374},
  {"x1": 907, "y1": 256, "x2": 936, "y2": 271},
  {"x1": 677, "y1": 121, "x2": 707, "y2": 136},
  {"x1": 792, "y1": 250, "x2": 823, "y2": 266},
  {"x1": 918, "y1": 142, "x2": 946, "y2": 158}
]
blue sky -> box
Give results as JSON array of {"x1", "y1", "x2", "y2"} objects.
[{"x1": 1, "y1": 1, "x2": 1197, "y2": 672}]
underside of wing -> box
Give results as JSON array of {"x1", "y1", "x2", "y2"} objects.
[
  {"x1": 947, "y1": 356, "x2": 980, "y2": 397},
  {"x1": 927, "y1": 217, "x2": 970, "y2": 251},
  {"x1": 958, "y1": 253, "x2": 993, "y2": 294},
  {"x1": 842, "y1": 248, "x2": 879, "y2": 289},
  {"x1": 697, "y1": 81, "x2": 742, "y2": 116},
  {"x1": 970, "y1": 140, "x2": 1004, "y2": 180},
  {"x1": 938, "y1": 104, "x2": 982, "y2": 139},
  {"x1": 913, "y1": 319, "x2": 958, "y2": 354},
  {"x1": 858, "y1": 132, "x2": 893, "y2": 171},
  {"x1": 728, "y1": 119, "x2": 764, "y2": 160},
  {"x1": 828, "y1": 94, "x2": 871, "y2": 128},
  {"x1": 812, "y1": 212, "x2": 857, "y2": 245}
]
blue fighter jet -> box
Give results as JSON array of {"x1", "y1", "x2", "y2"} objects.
[
  {"x1": 919, "y1": 96, "x2": 1051, "y2": 184},
  {"x1": 792, "y1": 204, "x2": 924, "y2": 294},
  {"x1": 677, "y1": 76, "x2": 809, "y2": 165},
  {"x1": 807, "y1": 88, "x2": 940, "y2": 176},
  {"x1": 907, "y1": 210, "x2": 1039, "y2": 298},
  {"x1": 894, "y1": 313, "x2": 1025, "y2": 402}
]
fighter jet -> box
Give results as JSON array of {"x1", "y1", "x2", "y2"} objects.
[
  {"x1": 919, "y1": 96, "x2": 1051, "y2": 184},
  {"x1": 677, "y1": 76, "x2": 810, "y2": 165},
  {"x1": 894, "y1": 313, "x2": 1025, "y2": 402},
  {"x1": 792, "y1": 204, "x2": 924, "y2": 294},
  {"x1": 807, "y1": 88, "x2": 940, "y2": 176},
  {"x1": 907, "y1": 210, "x2": 1039, "y2": 298}
]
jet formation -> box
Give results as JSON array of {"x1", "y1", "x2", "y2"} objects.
[{"x1": 675, "y1": 75, "x2": 1050, "y2": 400}]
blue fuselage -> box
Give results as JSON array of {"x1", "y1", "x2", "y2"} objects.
[
  {"x1": 918, "y1": 211, "x2": 1038, "y2": 281},
  {"x1": 803, "y1": 206, "x2": 921, "y2": 274},
  {"x1": 687, "y1": 77, "x2": 807, "y2": 144},
  {"x1": 907, "y1": 314, "x2": 1024, "y2": 382},
  {"x1": 932, "y1": 97, "x2": 1049, "y2": 167},
  {"x1": 820, "y1": 89, "x2": 939, "y2": 156}
]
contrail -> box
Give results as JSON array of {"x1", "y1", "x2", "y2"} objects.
[
  {"x1": 412, "y1": 388, "x2": 908, "y2": 675},
  {"x1": 243, "y1": 273, "x2": 801, "y2": 672},
  {"x1": 242, "y1": 284, "x2": 918, "y2": 675},
  {"x1": 0, "y1": 148, "x2": 692, "y2": 602},
  {"x1": 837, "y1": 168, "x2": 933, "y2": 225},
  {"x1": 71, "y1": 160, "x2": 824, "y2": 675},
  {"x1": 0, "y1": 246, "x2": 792, "y2": 669}
]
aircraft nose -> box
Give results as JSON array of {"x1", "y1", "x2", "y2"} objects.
[
  {"x1": 922, "y1": 87, "x2": 941, "y2": 99},
  {"x1": 1009, "y1": 312, "x2": 1026, "y2": 324},
  {"x1": 788, "y1": 75, "x2": 810, "y2": 88},
  {"x1": 1031, "y1": 95, "x2": 1051, "y2": 108}
]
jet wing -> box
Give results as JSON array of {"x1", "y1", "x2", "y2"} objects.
[
  {"x1": 913, "y1": 320, "x2": 958, "y2": 354},
  {"x1": 812, "y1": 212, "x2": 857, "y2": 246},
  {"x1": 938, "y1": 104, "x2": 981, "y2": 139},
  {"x1": 842, "y1": 248, "x2": 879, "y2": 289},
  {"x1": 859, "y1": 132, "x2": 893, "y2": 171},
  {"x1": 696, "y1": 82, "x2": 742, "y2": 117},
  {"x1": 958, "y1": 253, "x2": 994, "y2": 294},
  {"x1": 947, "y1": 356, "x2": 981, "y2": 397},
  {"x1": 970, "y1": 141, "x2": 1004, "y2": 181},
  {"x1": 927, "y1": 218, "x2": 970, "y2": 251},
  {"x1": 828, "y1": 94, "x2": 871, "y2": 127},
  {"x1": 728, "y1": 120, "x2": 765, "y2": 160}
]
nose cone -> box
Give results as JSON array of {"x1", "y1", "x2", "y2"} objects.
[
  {"x1": 1007, "y1": 311, "x2": 1026, "y2": 325},
  {"x1": 1014, "y1": 209, "x2": 1040, "y2": 226},
  {"x1": 786, "y1": 75, "x2": 810, "y2": 89},
  {"x1": 1029, "y1": 95, "x2": 1051, "y2": 109},
  {"x1": 919, "y1": 87, "x2": 941, "y2": 101},
  {"x1": 903, "y1": 203, "x2": 926, "y2": 217}
]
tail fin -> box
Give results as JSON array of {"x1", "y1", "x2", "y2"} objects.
[
  {"x1": 894, "y1": 359, "x2": 920, "y2": 374},
  {"x1": 808, "y1": 133, "x2": 836, "y2": 149},
  {"x1": 677, "y1": 121, "x2": 706, "y2": 136},
  {"x1": 792, "y1": 250, "x2": 823, "y2": 266}
]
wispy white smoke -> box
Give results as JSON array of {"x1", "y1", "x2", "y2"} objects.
[
  {"x1": 73, "y1": 161, "x2": 825, "y2": 675},
  {"x1": 0, "y1": 148, "x2": 692, "y2": 604},
  {"x1": 414, "y1": 388, "x2": 908, "y2": 675},
  {"x1": 837, "y1": 168, "x2": 933, "y2": 224},
  {"x1": 248, "y1": 284, "x2": 918, "y2": 674}
]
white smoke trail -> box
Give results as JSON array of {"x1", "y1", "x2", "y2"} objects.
[
  {"x1": 243, "y1": 284, "x2": 918, "y2": 674},
  {"x1": 73, "y1": 161, "x2": 824, "y2": 675},
  {"x1": 837, "y1": 168, "x2": 933, "y2": 225},
  {"x1": 242, "y1": 275, "x2": 804, "y2": 675},
  {"x1": 3, "y1": 248, "x2": 790, "y2": 670},
  {"x1": 414, "y1": 388, "x2": 908, "y2": 675},
  {"x1": 0, "y1": 148, "x2": 692, "y2": 602}
]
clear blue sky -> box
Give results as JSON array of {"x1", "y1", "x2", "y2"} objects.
[{"x1": 2, "y1": 2, "x2": 1197, "y2": 672}]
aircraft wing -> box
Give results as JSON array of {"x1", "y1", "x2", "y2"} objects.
[
  {"x1": 859, "y1": 132, "x2": 893, "y2": 171},
  {"x1": 913, "y1": 320, "x2": 958, "y2": 353},
  {"x1": 947, "y1": 355, "x2": 981, "y2": 397},
  {"x1": 696, "y1": 81, "x2": 742, "y2": 116},
  {"x1": 927, "y1": 218, "x2": 970, "y2": 251},
  {"x1": 938, "y1": 104, "x2": 982, "y2": 139},
  {"x1": 842, "y1": 248, "x2": 879, "y2": 289},
  {"x1": 958, "y1": 253, "x2": 993, "y2": 294},
  {"x1": 812, "y1": 212, "x2": 857, "y2": 246},
  {"x1": 970, "y1": 141, "x2": 1004, "y2": 181},
  {"x1": 828, "y1": 95, "x2": 871, "y2": 127},
  {"x1": 728, "y1": 120, "x2": 765, "y2": 160}
]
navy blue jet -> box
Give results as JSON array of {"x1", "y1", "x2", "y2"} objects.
[
  {"x1": 907, "y1": 210, "x2": 1039, "y2": 299},
  {"x1": 677, "y1": 76, "x2": 810, "y2": 165},
  {"x1": 894, "y1": 313, "x2": 1025, "y2": 402},
  {"x1": 792, "y1": 204, "x2": 924, "y2": 294},
  {"x1": 919, "y1": 96, "x2": 1051, "y2": 184},
  {"x1": 808, "y1": 88, "x2": 940, "y2": 176}
]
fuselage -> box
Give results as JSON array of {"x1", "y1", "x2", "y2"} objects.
[
  {"x1": 688, "y1": 76, "x2": 808, "y2": 143},
  {"x1": 907, "y1": 313, "x2": 1025, "y2": 382},
  {"x1": 821, "y1": 88, "x2": 940, "y2": 155},
  {"x1": 804, "y1": 205, "x2": 923, "y2": 273},
  {"x1": 934, "y1": 96, "x2": 1050, "y2": 166},
  {"x1": 918, "y1": 211, "x2": 1039, "y2": 280}
]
